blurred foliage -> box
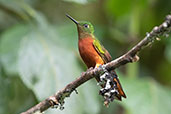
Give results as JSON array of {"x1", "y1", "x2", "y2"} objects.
[{"x1": 0, "y1": 0, "x2": 171, "y2": 114}]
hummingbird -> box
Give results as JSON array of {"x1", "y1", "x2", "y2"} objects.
[{"x1": 66, "y1": 14, "x2": 126, "y2": 101}]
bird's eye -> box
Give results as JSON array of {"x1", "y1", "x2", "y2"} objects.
[{"x1": 84, "y1": 24, "x2": 89, "y2": 28}]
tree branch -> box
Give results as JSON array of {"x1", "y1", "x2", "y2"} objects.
[{"x1": 21, "y1": 14, "x2": 171, "y2": 114}]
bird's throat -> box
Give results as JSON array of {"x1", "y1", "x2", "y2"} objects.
[{"x1": 78, "y1": 32, "x2": 94, "y2": 39}]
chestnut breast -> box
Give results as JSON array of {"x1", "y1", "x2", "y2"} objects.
[{"x1": 78, "y1": 37, "x2": 104, "y2": 68}]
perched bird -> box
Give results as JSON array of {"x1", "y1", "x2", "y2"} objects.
[{"x1": 66, "y1": 14, "x2": 126, "y2": 101}]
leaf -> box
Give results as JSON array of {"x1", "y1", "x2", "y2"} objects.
[
  {"x1": 0, "y1": 74, "x2": 37, "y2": 114},
  {"x1": 0, "y1": 0, "x2": 34, "y2": 21},
  {"x1": 118, "y1": 75, "x2": 171, "y2": 114},
  {"x1": 0, "y1": 25, "x2": 30, "y2": 75}
]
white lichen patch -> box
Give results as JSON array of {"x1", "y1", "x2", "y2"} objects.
[{"x1": 163, "y1": 22, "x2": 168, "y2": 28}]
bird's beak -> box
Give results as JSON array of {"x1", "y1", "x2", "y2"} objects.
[{"x1": 66, "y1": 14, "x2": 78, "y2": 25}]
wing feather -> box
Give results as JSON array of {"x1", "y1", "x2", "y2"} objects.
[{"x1": 93, "y1": 39, "x2": 112, "y2": 63}]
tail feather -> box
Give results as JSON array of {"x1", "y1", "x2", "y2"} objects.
[
  {"x1": 110, "y1": 70, "x2": 126, "y2": 100},
  {"x1": 113, "y1": 76, "x2": 126, "y2": 100}
]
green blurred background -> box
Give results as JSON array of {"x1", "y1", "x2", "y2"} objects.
[{"x1": 0, "y1": 0, "x2": 171, "y2": 114}]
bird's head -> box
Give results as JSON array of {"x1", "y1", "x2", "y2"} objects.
[{"x1": 66, "y1": 14, "x2": 95, "y2": 39}]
